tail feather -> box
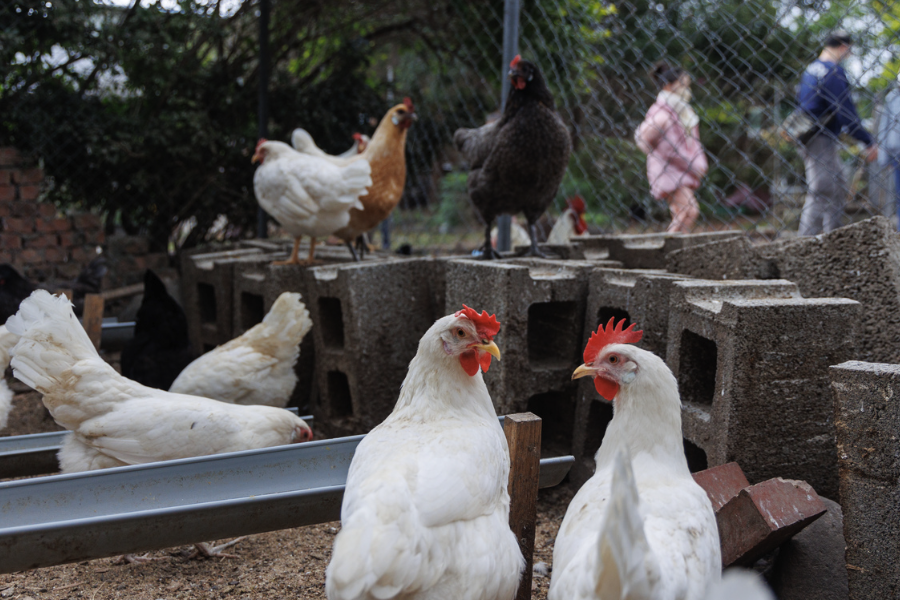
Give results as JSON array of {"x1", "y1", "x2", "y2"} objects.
[
  {"x1": 337, "y1": 159, "x2": 371, "y2": 210},
  {"x1": 247, "y1": 292, "x2": 312, "y2": 361},
  {"x1": 6, "y1": 290, "x2": 99, "y2": 393},
  {"x1": 594, "y1": 450, "x2": 660, "y2": 598}
]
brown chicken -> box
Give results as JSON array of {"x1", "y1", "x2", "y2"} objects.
[{"x1": 334, "y1": 98, "x2": 417, "y2": 260}]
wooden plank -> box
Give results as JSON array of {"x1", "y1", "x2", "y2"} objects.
[
  {"x1": 56, "y1": 289, "x2": 73, "y2": 301},
  {"x1": 100, "y1": 283, "x2": 144, "y2": 302},
  {"x1": 82, "y1": 294, "x2": 105, "y2": 351},
  {"x1": 504, "y1": 412, "x2": 542, "y2": 600}
]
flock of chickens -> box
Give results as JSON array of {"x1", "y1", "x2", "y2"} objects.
[
  {"x1": 0, "y1": 55, "x2": 775, "y2": 599},
  {"x1": 252, "y1": 56, "x2": 583, "y2": 263}
]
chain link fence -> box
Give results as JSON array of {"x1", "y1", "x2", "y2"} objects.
[{"x1": 2, "y1": 0, "x2": 899, "y2": 257}]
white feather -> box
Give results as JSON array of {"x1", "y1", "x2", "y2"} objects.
[{"x1": 704, "y1": 570, "x2": 774, "y2": 600}]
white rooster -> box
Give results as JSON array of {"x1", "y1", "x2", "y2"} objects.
[
  {"x1": 0, "y1": 326, "x2": 17, "y2": 429},
  {"x1": 252, "y1": 139, "x2": 371, "y2": 265},
  {"x1": 549, "y1": 318, "x2": 720, "y2": 600},
  {"x1": 546, "y1": 195, "x2": 589, "y2": 245},
  {"x1": 169, "y1": 292, "x2": 312, "y2": 407},
  {"x1": 292, "y1": 129, "x2": 369, "y2": 161},
  {"x1": 326, "y1": 305, "x2": 524, "y2": 600},
  {"x1": 6, "y1": 290, "x2": 313, "y2": 474}
]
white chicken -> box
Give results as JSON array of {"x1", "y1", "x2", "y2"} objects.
[
  {"x1": 546, "y1": 196, "x2": 589, "y2": 245},
  {"x1": 169, "y1": 292, "x2": 311, "y2": 407},
  {"x1": 0, "y1": 326, "x2": 18, "y2": 430},
  {"x1": 6, "y1": 290, "x2": 313, "y2": 474},
  {"x1": 549, "y1": 318, "x2": 720, "y2": 600},
  {"x1": 326, "y1": 305, "x2": 523, "y2": 600},
  {"x1": 292, "y1": 129, "x2": 369, "y2": 161},
  {"x1": 252, "y1": 139, "x2": 371, "y2": 265}
]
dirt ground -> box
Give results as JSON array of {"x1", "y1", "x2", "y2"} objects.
[{"x1": 1, "y1": 385, "x2": 577, "y2": 600}]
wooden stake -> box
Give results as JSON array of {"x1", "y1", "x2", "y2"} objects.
[
  {"x1": 57, "y1": 289, "x2": 73, "y2": 301},
  {"x1": 82, "y1": 294, "x2": 105, "y2": 351},
  {"x1": 504, "y1": 412, "x2": 542, "y2": 600}
]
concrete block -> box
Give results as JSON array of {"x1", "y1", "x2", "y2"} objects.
[
  {"x1": 305, "y1": 258, "x2": 441, "y2": 436},
  {"x1": 692, "y1": 462, "x2": 750, "y2": 512},
  {"x1": 830, "y1": 361, "x2": 900, "y2": 599},
  {"x1": 577, "y1": 231, "x2": 742, "y2": 269},
  {"x1": 666, "y1": 236, "x2": 779, "y2": 280},
  {"x1": 717, "y1": 477, "x2": 826, "y2": 567},
  {"x1": 443, "y1": 258, "x2": 596, "y2": 455},
  {"x1": 770, "y1": 497, "x2": 849, "y2": 600},
  {"x1": 669, "y1": 279, "x2": 860, "y2": 498}
]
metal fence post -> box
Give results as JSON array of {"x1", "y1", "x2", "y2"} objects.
[
  {"x1": 256, "y1": 0, "x2": 271, "y2": 240},
  {"x1": 496, "y1": 0, "x2": 520, "y2": 253}
]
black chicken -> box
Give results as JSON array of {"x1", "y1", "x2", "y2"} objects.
[
  {"x1": 121, "y1": 269, "x2": 196, "y2": 390},
  {"x1": 454, "y1": 55, "x2": 571, "y2": 259},
  {"x1": 0, "y1": 257, "x2": 108, "y2": 324}
]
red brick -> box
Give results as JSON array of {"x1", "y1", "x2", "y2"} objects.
[
  {"x1": 3, "y1": 217, "x2": 33, "y2": 233},
  {"x1": 0, "y1": 170, "x2": 12, "y2": 186},
  {"x1": 0, "y1": 205, "x2": 11, "y2": 219},
  {"x1": 0, "y1": 234, "x2": 21, "y2": 250},
  {"x1": 19, "y1": 249, "x2": 43, "y2": 264},
  {"x1": 35, "y1": 217, "x2": 70, "y2": 233},
  {"x1": 84, "y1": 228, "x2": 105, "y2": 245},
  {"x1": 37, "y1": 203, "x2": 56, "y2": 218},
  {"x1": 11, "y1": 202, "x2": 37, "y2": 218},
  {"x1": 12, "y1": 168, "x2": 42, "y2": 185},
  {"x1": 0, "y1": 186, "x2": 14, "y2": 202},
  {"x1": 0, "y1": 250, "x2": 15, "y2": 264},
  {"x1": 70, "y1": 246, "x2": 95, "y2": 262},
  {"x1": 24, "y1": 234, "x2": 58, "y2": 249},
  {"x1": 693, "y1": 462, "x2": 750, "y2": 512},
  {"x1": 71, "y1": 213, "x2": 101, "y2": 230},
  {"x1": 717, "y1": 478, "x2": 827, "y2": 567},
  {"x1": 0, "y1": 148, "x2": 20, "y2": 167},
  {"x1": 59, "y1": 231, "x2": 84, "y2": 247},
  {"x1": 18, "y1": 185, "x2": 39, "y2": 201},
  {"x1": 44, "y1": 246, "x2": 65, "y2": 263}
]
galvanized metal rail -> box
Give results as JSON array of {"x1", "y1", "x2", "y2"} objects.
[
  {"x1": 0, "y1": 417, "x2": 572, "y2": 574},
  {"x1": 0, "y1": 409, "x2": 311, "y2": 479}
]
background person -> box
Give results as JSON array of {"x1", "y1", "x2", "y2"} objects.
[{"x1": 877, "y1": 72, "x2": 900, "y2": 231}]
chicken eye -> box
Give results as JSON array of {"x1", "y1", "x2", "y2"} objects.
[
  {"x1": 456, "y1": 329, "x2": 466, "y2": 338},
  {"x1": 609, "y1": 355, "x2": 619, "y2": 364}
]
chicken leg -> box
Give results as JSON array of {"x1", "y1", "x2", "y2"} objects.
[
  {"x1": 516, "y1": 222, "x2": 546, "y2": 258},
  {"x1": 186, "y1": 537, "x2": 246, "y2": 560},
  {"x1": 271, "y1": 237, "x2": 317, "y2": 266},
  {"x1": 478, "y1": 222, "x2": 503, "y2": 260}
]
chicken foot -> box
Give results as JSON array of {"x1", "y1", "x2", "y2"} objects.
[
  {"x1": 272, "y1": 237, "x2": 318, "y2": 266},
  {"x1": 186, "y1": 537, "x2": 247, "y2": 560},
  {"x1": 478, "y1": 222, "x2": 503, "y2": 260},
  {"x1": 515, "y1": 223, "x2": 546, "y2": 258},
  {"x1": 113, "y1": 553, "x2": 162, "y2": 565}
]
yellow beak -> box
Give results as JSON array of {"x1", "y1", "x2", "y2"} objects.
[
  {"x1": 251, "y1": 153, "x2": 260, "y2": 164},
  {"x1": 571, "y1": 363, "x2": 594, "y2": 380},
  {"x1": 473, "y1": 341, "x2": 501, "y2": 361}
]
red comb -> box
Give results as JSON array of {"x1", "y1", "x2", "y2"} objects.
[
  {"x1": 255, "y1": 138, "x2": 267, "y2": 151},
  {"x1": 352, "y1": 132, "x2": 362, "y2": 141},
  {"x1": 567, "y1": 196, "x2": 586, "y2": 213},
  {"x1": 583, "y1": 317, "x2": 643, "y2": 363},
  {"x1": 455, "y1": 305, "x2": 500, "y2": 338},
  {"x1": 510, "y1": 54, "x2": 521, "y2": 68},
  {"x1": 403, "y1": 97, "x2": 414, "y2": 111}
]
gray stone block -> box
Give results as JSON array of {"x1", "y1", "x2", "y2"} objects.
[
  {"x1": 305, "y1": 258, "x2": 441, "y2": 436},
  {"x1": 668, "y1": 279, "x2": 860, "y2": 498},
  {"x1": 666, "y1": 236, "x2": 779, "y2": 280},
  {"x1": 830, "y1": 361, "x2": 900, "y2": 600},
  {"x1": 578, "y1": 231, "x2": 742, "y2": 269},
  {"x1": 770, "y1": 497, "x2": 849, "y2": 600},
  {"x1": 444, "y1": 258, "x2": 595, "y2": 455}
]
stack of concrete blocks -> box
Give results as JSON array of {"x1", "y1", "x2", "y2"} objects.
[
  {"x1": 668, "y1": 279, "x2": 859, "y2": 499},
  {"x1": 570, "y1": 268, "x2": 692, "y2": 483},
  {"x1": 667, "y1": 216, "x2": 900, "y2": 363},
  {"x1": 575, "y1": 230, "x2": 742, "y2": 268},
  {"x1": 304, "y1": 258, "x2": 443, "y2": 436},
  {"x1": 830, "y1": 361, "x2": 900, "y2": 599},
  {"x1": 443, "y1": 258, "x2": 612, "y2": 456}
]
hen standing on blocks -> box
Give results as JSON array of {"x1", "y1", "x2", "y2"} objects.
[
  {"x1": 326, "y1": 306, "x2": 523, "y2": 600},
  {"x1": 455, "y1": 55, "x2": 571, "y2": 259},
  {"x1": 549, "y1": 318, "x2": 720, "y2": 600}
]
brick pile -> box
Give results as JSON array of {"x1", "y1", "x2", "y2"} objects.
[{"x1": 0, "y1": 147, "x2": 105, "y2": 280}]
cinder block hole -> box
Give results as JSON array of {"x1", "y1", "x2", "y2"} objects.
[
  {"x1": 582, "y1": 399, "x2": 614, "y2": 460},
  {"x1": 526, "y1": 389, "x2": 577, "y2": 456},
  {"x1": 318, "y1": 297, "x2": 345, "y2": 349},
  {"x1": 678, "y1": 329, "x2": 717, "y2": 406},
  {"x1": 528, "y1": 301, "x2": 580, "y2": 369},
  {"x1": 198, "y1": 283, "x2": 217, "y2": 324},
  {"x1": 327, "y1": 370, "x2": 353, "y2": 418},
  {"x1": 596, "y1": 307, "x2": 631, "y2": 330},
  {"x1": 683, "y1": 438, "x2": 708, "y2": 473},
  {"x1": 241, "y1": 292, "x2": 265, "y2": 330}
]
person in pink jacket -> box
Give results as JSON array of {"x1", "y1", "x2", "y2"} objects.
[{"x1": 634, "y1": 62, "x2": 708, "y2": 233}]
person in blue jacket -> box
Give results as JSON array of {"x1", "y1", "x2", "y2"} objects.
[
  {"x1": 797, "y1": 30, "x2": 878, "y2": 236},
  {"x1": 878, "y1": 73, "x2": 900, "y2": 231}
]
